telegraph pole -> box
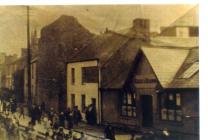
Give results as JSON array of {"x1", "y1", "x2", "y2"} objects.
[{"x1": 27, "y1": 6, "x2": 32, "y2": 109}]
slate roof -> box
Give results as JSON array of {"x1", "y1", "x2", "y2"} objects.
[
  {"x1": 169, "y1": 48, "x2": 199, "y2": 88},
  {"x1": 68, "y1": 29, "x2": 198, "y2": 89},
  {"x1": 68, "y1": 30, "x2": 143, "y2": 89},
  {"x1": 69, "y1": 31, "x2": 129, "y2": 64},
  {"x1": 141, "y1": 47, "x2": 189, "y2": 88}
]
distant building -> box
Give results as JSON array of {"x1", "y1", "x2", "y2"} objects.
[
  {"x1": 37, "y1": 15, "x2": 94, "y2": 111},
  {"x1": 1, "y1": 54, "x2": 18, "y2": 90},
  {"x1": 0, "y1": 53, "x2": 6, "y2": 88},
  {"x1": 160, "y1": 6, "x2": 198, "y2": 38}
]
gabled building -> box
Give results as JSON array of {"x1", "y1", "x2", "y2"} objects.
[
  {"x1": 156, "y1": 47, "x2": 199, "y2": 139},
  {"x1": 66, "y1": 5, "x2": 198, "y2": 140},
  {"x1": 67, "y1": 18, "x2": 150, "y2": 124}
]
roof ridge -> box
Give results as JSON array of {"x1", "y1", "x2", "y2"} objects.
[{"x1": 142, "y1": 44, "x2": 196, "y2": 50}]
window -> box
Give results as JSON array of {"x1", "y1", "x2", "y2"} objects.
[
  {"x1": 179, "y1": 62, "x2": 199, "y2": 79},
  {"x1": 176, "y1": 27, "x2": 189, "y2": 38},
  {"x1": 71, "y1": 68, "x2": 75, "y2": 85},
  {"x1": 71, "y1": 94, "x2": 75, "y2": 108},
  {"x1": 82, "y1": 66, "x2": 98, "y2": 83},
  {"x1": 160, "y1": 93, "x2": 182, "y2": 122},
  {"x1": 121, "y1": 90, "x2": 136, "y2": 117},
  {"x1": 189, "y1": 27, "x2": 198, "y2": 37},
  {"x1": 81, "y1": 94, "x2": 86, "y2": 112}
]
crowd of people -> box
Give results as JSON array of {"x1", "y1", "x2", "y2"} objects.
[
  {"x1": 0, "y1": 100, "x2": 104, "y2": 140},
  {"x1": 28, "y1": 103, "x2": 84, "y2": 131}
]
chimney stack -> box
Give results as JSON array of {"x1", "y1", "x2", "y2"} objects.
[{"x1": 132, "y1": 18, "x2": 150, "y2": 40}]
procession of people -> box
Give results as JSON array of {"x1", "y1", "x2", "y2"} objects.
[{"x1": 0, "y1": 99, "x2": 115, "y2": 140}]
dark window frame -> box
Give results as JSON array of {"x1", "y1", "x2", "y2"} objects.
[
  {"x1": 71, "y1": 68, "x2": 75, "y2": 85},
  {"x1": 121, "y1": 89, "x2": 136, "y2": 118},
  {"x1": 82, "y1": 66, "x2": 99, "y2": 83},
  {"x1": 160, "y1": 92, "x2": 182, "y2": 122}
]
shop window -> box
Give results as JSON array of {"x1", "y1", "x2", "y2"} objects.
[
  {"x1": 160, "y1": 93, "x2": 182, "y2": 122},
  {"x1": 121, "y1": 91, "x2": 136, "y2": 117},
  {"x1": 82, "y1": 66, "x2": 98, "y2": 83}
]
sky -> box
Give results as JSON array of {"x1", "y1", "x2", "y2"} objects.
[{"x1": 0, "y1": 4, "x2": 196, "y2": 56}]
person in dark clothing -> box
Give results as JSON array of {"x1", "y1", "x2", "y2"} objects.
[
  {"x1": 86, "y1": 104, "x2": 97, "y2": 125},
  {"x1": 30, "y1": 105, "x2": 36, "y2": 125},
  {"x1": 34, "y1": 105, "x2": 41, "y2": 124},
  {"x1": 65, "y1": 108, "x2": 73, "y2": 130},
  {"x1": 10, "y1": 100, "x2": 17, "y2": 114},
  {"x1": 64, "y1": 107, "x2": 71, "y2": 117},
  {"x1": 90, "y1": 104, "x2": 97, "y2": 125},
  {"x1": 39, "y1": 106, "x2": 42, "y2": 122},
  {"x1": 41, "y1": 102, "x2": 46, "y2": 113},
  {"x1": 68, "y1": 113, "x2": 73, "y2": 130},
  {"x1": 72, "y1": 106, "x2": 82, "y2": 126},
  {"x1": 48, "y1": 107, "x2": 55, "y2": 123},
  {"x1": 59, "y1": 112, "x2": 65, "y2": 127},
  {"x1": 104, "y1": 124, "x2": 116, "y2": 140},
  {"x1": 85, "y1": 108, "x2": 90, "y2": 125},
  {"x1": 53, "y1": 118, "x2": 59, "y2": 130}
]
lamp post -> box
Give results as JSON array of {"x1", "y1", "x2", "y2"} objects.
[{"x1": 27, "y1": 6, "x2": 32, "y2": 110}]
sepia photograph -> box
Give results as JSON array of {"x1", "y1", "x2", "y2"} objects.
[{"x1": 0, "y1": 4, "x2": 199, "y2": 140}]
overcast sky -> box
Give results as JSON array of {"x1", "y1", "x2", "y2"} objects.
[{"x1": 0, "y1": 4, "x2": 196, "y2": 56}]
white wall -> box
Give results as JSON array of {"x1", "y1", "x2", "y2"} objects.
[{"x1": 67, "y1": 60, "x2": 100, "y2": 123}]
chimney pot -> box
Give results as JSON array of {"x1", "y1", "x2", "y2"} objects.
[{"x1": 132, "y1": 18, "x2": 150, "y2": 40}]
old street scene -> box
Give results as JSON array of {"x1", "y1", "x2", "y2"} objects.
[{"x1": 0, "y1": 5, "x2": 198, "y2": 140}]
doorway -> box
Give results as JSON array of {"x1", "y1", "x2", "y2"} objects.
[
  {"x1": 141, "y1": 95, "x2": 153, "y2": 127},
  {"x1": 91, "y1": 98, "x2": 96, "y2": 107}
]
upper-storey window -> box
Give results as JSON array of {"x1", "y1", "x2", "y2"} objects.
[
  {"x1": 176, "y1": 27, "x2": 189, "y2": 38},
  {"x1": 71, "y1": 68, "x2": 75, "y2": 85},
  {"x1": 82, "y1": 66, "x2": 98, "y2": 83}
]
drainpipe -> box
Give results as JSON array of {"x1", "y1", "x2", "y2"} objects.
[{"x1": 98, "y1": 59, "x2": 102, "y2": 124}]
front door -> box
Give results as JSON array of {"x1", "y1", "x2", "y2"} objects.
[{"x1": 141, "y1": 95, "x2": 153, "y2": 127}]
